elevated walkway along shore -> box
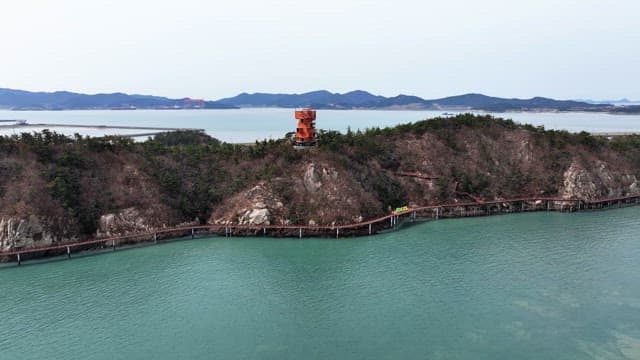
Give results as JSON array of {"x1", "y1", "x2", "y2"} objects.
[{"x1": 2, "y1": 194, "x2": 640, "y2": 265}]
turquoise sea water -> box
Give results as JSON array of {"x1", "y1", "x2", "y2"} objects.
[
  {"x1": 1, "y1": 109, "x2": 640, "y2": 142},
  {"x1": 2, "y1": 208, "x2": 640, "y2": 359}
]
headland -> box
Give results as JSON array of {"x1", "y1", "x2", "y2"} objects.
[{"x1": 2, "y1": 114, "x2": 640, "y2": 262}]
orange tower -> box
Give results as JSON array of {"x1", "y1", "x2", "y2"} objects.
[{"x1": 292, "y1": 108, "x2": 317, "y2": 148}]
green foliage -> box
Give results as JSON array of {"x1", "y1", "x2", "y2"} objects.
[
  {"x1": 462, "y1": 173, "x2": 489, "y2": 194},
  {"x1": 435, "y1": 177, "x2": 450, "y2": 201},
  {"x1": 611, "y1": 135, "x2": 640, "y2": 151},
  {"x1": 319, "y1": 114, "x2": 528, "y2": 158},
  {"x1": 351, "y1": 134, "x2": 385, "y2": 164},
  {"x1": 451, "y1": 168, "x2": 489, "y2": 195},
  {"x1": 370, "y1": 172, "x2": 408, "y2": 211},
  {"x1": 144, "y1": 152, "x2": 227, "y2": 223},
  {"x1": 576, "y1": 131, "x2": 603, "y2": 149},
  {"x1": 317, "y1": 130, "x2": 343, "y2": 152},
  {"x1": 46, "y1": 149, "x2": 100, "y2": 234},
  {"x1": 84, "y1": 136, "x2": 135, "y2": 153},
  {"x1": 289, "y1": 203, "x2": 307, "y2": 225},
  {"x1": 395, "y1": 113, "x2": 518, "y2": 136},
  {"x1": 530, "y1": 128, "x2": 604, "y2": 150},
  {"x1": 152, "y1": 130, "x2": 217, "y2": 146},
  {"x1": 503, "y1": 168, "x2": 531, "y2": 194}
]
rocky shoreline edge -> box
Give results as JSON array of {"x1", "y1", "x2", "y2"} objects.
[{"x1": 2, "y1": 194, "x2": 638, "y2": 266}]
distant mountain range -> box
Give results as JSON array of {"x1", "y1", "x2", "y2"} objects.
[
  {"x1": 0, "y1": 88, "x2": 235, "y2": 110},
  {"x1": 577, "y1": 98, "x2": 640, "y2": 106},
  {"x1": 217, "y1": 90, "x2": 617, "y2": 112},
  {"x1": 2, "y1": 87, "x2": 639, "y2": 113}
]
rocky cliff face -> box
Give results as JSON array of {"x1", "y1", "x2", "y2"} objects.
[
  {"x1": 210, "y1": 183, "x2": 281, "y2": 226},
  {"x1": 97, "y1": 207, "x2": 154, "y2": 237},
  {"x1": 0, "y1": 216, "x2": 69, "y2": 252},
  {"x1": 209, "y1": 161, "x2": 376, "y2": 226},
  {"x1": 560, "y1": 160, "x2": 639, "y2": 200},
  {"x1": 0, "y1": 207, "x2": 185, "y2": 253}
]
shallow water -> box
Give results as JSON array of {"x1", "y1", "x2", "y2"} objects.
[
  {"x1": 2, "y1": 208, "x2": 640, "y2": 359},
  {"x1": 1, "y1": 109, "x2": 640, "y2": 142}
]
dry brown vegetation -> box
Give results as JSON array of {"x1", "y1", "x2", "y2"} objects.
[{"x1": 1, "y1": 114, "x2": 639, "y2": 240}]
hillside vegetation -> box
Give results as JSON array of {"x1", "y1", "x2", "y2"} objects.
[{"x1": 2, "y1": 114, "x2": 640, "y2": 250}]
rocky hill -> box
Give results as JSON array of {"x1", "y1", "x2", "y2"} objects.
[{"x1": 2, "y1": 114, "x2": 640, "y2": 252}]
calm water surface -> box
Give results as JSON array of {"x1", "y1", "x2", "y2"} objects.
[
  {"x1": 1, "y1": 109, "x2": 640, "y2": 142},
  {"x1": 2, "y1": 208, "x2": 640, "y2": 359}
]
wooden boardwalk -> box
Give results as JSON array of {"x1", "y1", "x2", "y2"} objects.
[{"x1": 2, "y1": 194, "x2": 640, "y2": 265}]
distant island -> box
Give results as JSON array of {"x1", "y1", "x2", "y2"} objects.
[
  {"x1": 2, "y1": 87, "x2": 640, "y2": 113},
  {"x1": 0, "y1": 88, "x2": 235, "y2": 110},
  {"x1": 218, "y1": 90, "x2": 640, "y2": 113}
]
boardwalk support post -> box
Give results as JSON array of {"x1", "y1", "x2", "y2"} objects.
[{"x1": 8, "y1": 195, "x2": 640, "y2": 264}]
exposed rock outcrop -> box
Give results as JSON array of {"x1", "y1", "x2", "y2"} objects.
[
  {"x1": 211, "y1": 183, "x2": 282, "y2": 225},
  {"x1": 0, "y1": 216, "x2": 65, "y2": 252},
  {"x1": 303, "y1": 163, "x2": 322, "y2": 192},
  {"x1": 239, "y1": 208, "x2": 271, "y2": 225},
  {"x1": 560, "y1": 160, "x2": 639, "y2": 200},
  {"x1": 209, "y1": 161, "x2": 372, "y2": 226},
  {"x1": 97, "y1": 207, "x2": 154, "y2": 237}
]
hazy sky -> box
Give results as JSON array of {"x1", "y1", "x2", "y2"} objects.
[{"x1": 1, "y1": 0, "x2": 639, "y2": 100}]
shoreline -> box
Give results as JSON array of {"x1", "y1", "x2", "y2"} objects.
[
  {"x1": 3, "y1": 107, "x2": 640, "y2": 115},
  {"x1": 2, "y1": 194, "x2": 638, "y2": 266}
]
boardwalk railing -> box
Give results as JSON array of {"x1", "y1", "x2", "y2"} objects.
[{"x1": 3, "y1": 194, "x2": 640, "y2": 265}]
